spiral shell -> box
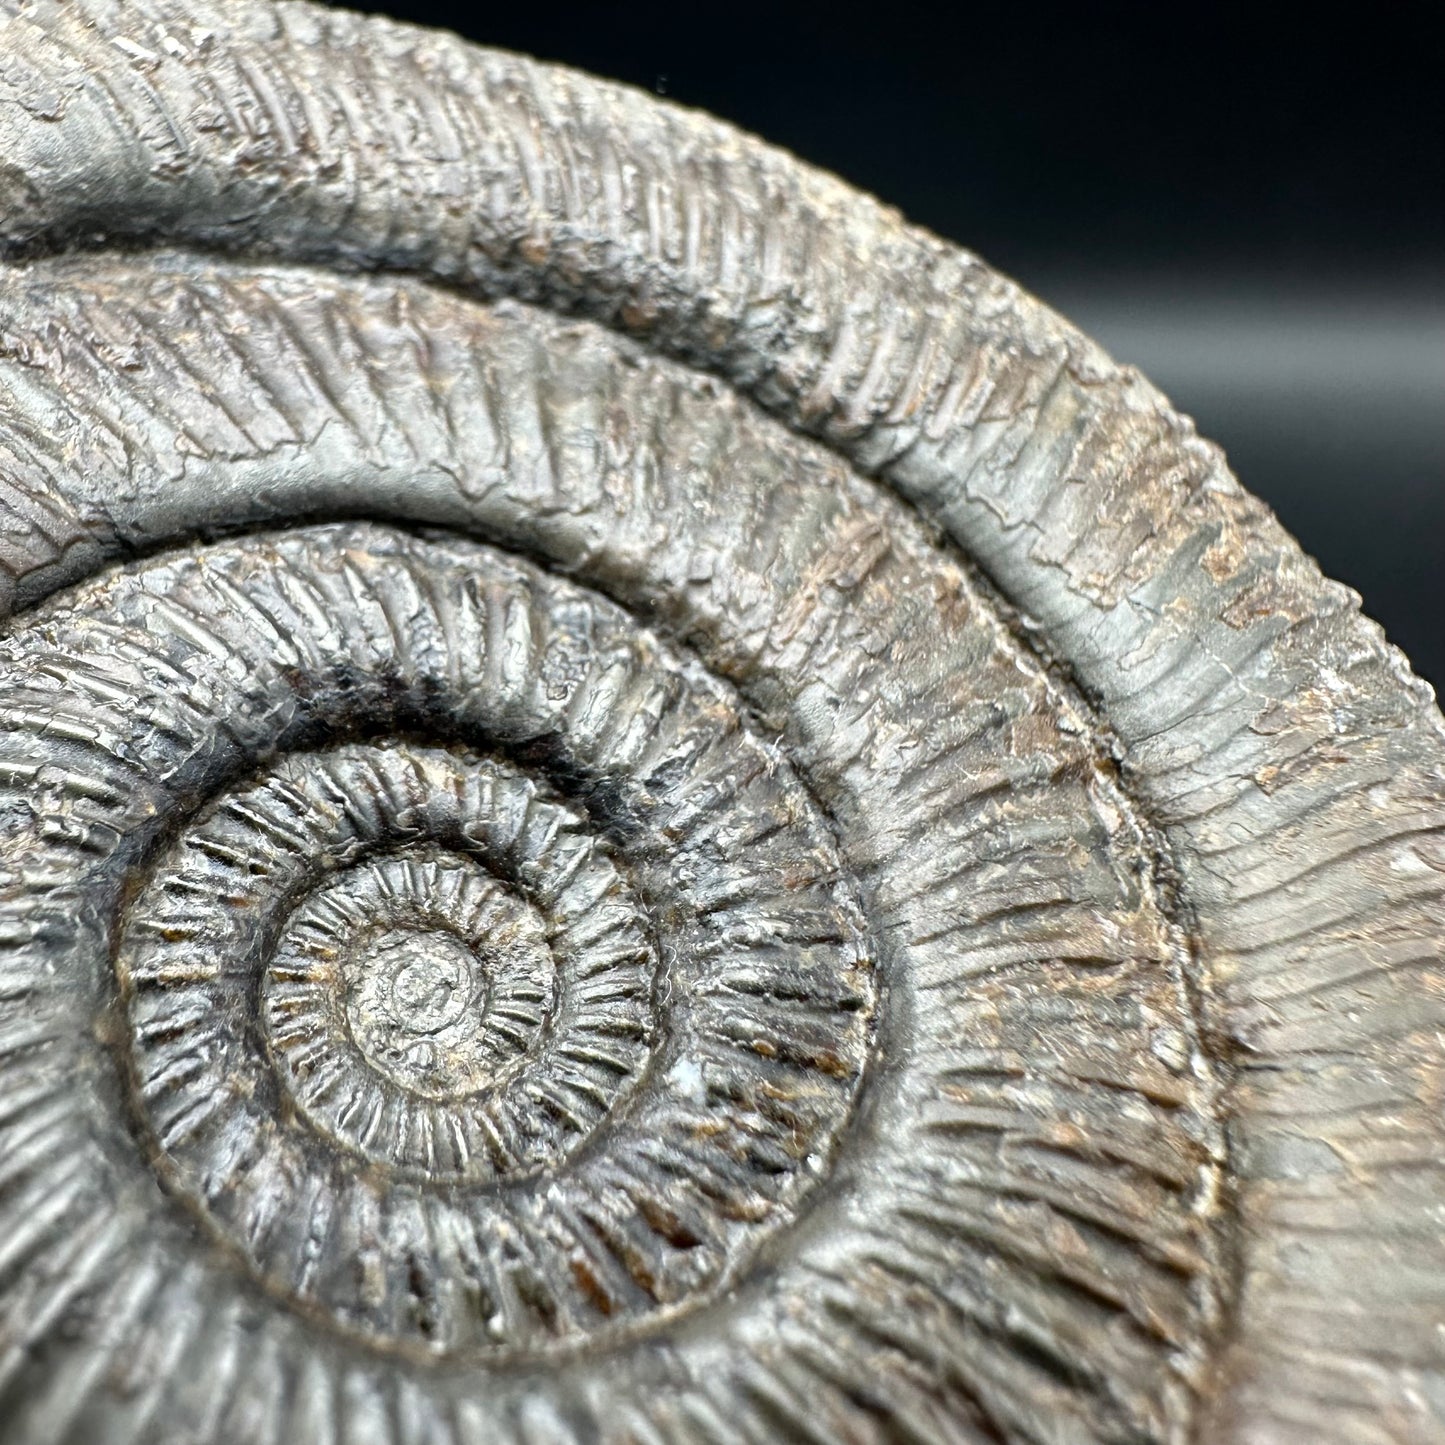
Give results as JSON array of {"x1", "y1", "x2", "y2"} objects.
[{"x1": 0, "y1": 4, "x2": 1441, "y2": 1442}]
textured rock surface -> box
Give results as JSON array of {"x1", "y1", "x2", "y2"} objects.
[{"x1": 0, "y1": 3, "x2": 1440, "y2": 1442}]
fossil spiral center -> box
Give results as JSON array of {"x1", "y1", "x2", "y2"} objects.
[
  {"x1": 347, "y1": 931, "x2": 490, "y2": 1091},
  {"x1": 356, "y1": 929, "x2": 482, "y2": 1041},
  {"x1": 263, "y1": 853, "x2": 561, "y2": 1132}
]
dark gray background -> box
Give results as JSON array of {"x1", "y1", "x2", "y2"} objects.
[{"x1": 349, "y1": 2, "x2": 1445, "y2": 694}]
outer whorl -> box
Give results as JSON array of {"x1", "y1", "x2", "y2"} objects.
[{"x1": 0, "y1": 4, "x2": 1441, "y2": 1442}]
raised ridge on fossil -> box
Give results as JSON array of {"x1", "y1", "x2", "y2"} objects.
[{"x1": 0, "y1": 3, "x2": 1441, "y2": 1443}]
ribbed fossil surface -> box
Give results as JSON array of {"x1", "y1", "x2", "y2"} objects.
[{"x1": 0, "y1": 4, "x2": 1441, "y2": 1442}]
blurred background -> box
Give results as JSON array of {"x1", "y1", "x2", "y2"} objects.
[{"x1": 353, "y1": 1, "x2": 1445, "y2": 693}]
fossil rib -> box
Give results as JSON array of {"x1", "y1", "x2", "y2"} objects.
[{"x1": 0, "y1": 4, "x2": 1441, "y2": 1443}]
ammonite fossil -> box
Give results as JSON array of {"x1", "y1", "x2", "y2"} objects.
[{"x1": 0, "y1": 4, "x2": 1441, "y2": 1442}]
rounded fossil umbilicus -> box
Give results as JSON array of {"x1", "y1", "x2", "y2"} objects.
[{"x1": 0, "y1": 5, "x2": 1441, "y2": 1444}]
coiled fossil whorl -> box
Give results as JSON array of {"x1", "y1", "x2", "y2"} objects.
[{"x1": 0, "y1": 5, "x2": 1441, "y2": 1443}]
